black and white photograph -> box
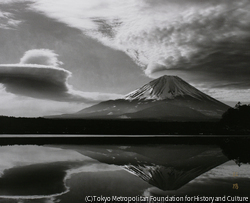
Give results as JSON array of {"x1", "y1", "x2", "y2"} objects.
[{"x1": 0, "y1": 0, "x2": 249, "y2": 202}]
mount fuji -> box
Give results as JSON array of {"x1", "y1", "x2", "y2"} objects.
[
  {"x1": 58, "y1": 144, "x2": 228, "y2": 191},
  {"x1": 58, "y1": 75, "x2": 230, "y2": 121}
]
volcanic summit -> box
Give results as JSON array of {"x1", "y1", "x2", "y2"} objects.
[{"x1": 58, "y1": 75, "x2": 230, "y2": 121}]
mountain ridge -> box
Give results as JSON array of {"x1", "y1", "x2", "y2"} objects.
[
  {"x1": 125, "y1": 75, "x2": 221, "y2": 103},
  {"x1": 51, "y1": 75, "x2": 230, "y2": 121}
]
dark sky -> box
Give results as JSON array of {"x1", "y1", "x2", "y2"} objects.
[{"x1": 0, "y1": 0, "x2": 249, "y2": 116}]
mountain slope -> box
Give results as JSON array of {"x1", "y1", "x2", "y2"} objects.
[
  {"x1": 123, "y1": 102, "x2": 209, "y2": 121},
  {"x1": 55, "y1": 75, "x2": 230, "y2": 120},
  {"x1": 125, "y1": 75, "x2": 213, "y2": 101}
]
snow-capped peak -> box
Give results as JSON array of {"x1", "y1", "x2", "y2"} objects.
[{"x1": 125, "y1": 75, "x2": 211, "y2": 101}]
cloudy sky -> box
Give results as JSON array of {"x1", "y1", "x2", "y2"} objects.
[{"x1": 0, "y1": 0, "x2": 250, "y2": 116}]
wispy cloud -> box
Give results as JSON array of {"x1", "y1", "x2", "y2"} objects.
[
  {"x1": 0, "y1": 9, "x2": 21, "y2": 29},
  {"x1": 19, "y1": 0, "x2": 250, "y2": 101},
  {"x1": 198, "y1": 87, "x2": 250, "y2": 103},
  {"x1": 25, "y1": 1, "x2": 250, "y2": 70},
  {"x1": 1, "y1": 0, "x2": 250, "y2": 103}
]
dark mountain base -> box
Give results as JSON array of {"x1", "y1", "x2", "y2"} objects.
[{"x1": 0, "y1": 116, "x2": 249, "y2": 135}]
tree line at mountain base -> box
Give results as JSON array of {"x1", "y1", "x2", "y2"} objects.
[
  {"x1": 0, "y1": 117, "x2": 247, "y2": 135},
  {"x1": 0, "y1": 104, "x2": 249, "y2": 135}
]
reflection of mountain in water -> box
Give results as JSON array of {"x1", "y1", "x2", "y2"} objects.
[
  {"x1": 123, "y1": 165, "x2": 184, "y2": 190},
  {"x1": 122, "y1": 149, "x2": 229, "y2": 190},
  {"x1": 59, "y1": 144, "x2": 229, "y2": 190}
]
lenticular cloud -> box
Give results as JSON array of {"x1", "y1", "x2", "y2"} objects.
[
  {"x1": 0, "y1": 64, "x2": 91, "y2": 102},
  {"x1": 20, "y1": 49, "x2": 63, "y2": 67},
  {"x1": 0, "y1": 49, "x2": 121, "y2": 103}
]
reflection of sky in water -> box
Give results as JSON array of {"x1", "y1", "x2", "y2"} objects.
[
  {"x1": 0, "y1": 146, "x2": 249, "y2": 203},
  {"x1": 0, "y1": 145, "x2": 88, "y2": 176}
]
